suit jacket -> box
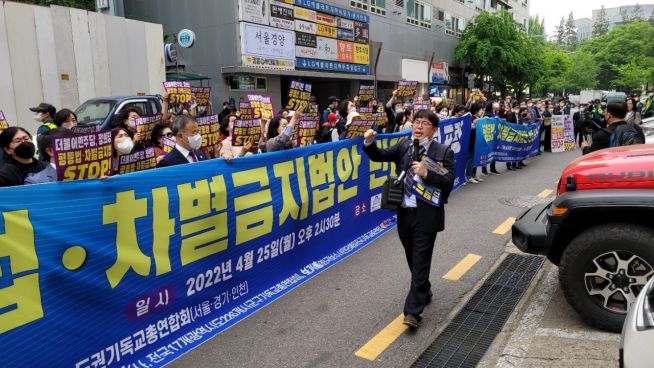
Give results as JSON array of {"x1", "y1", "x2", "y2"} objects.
[
  {"x1": 158, "y1": 147, "x2": 207, "y2": 167},
  {"x1": 363, "y1": 138, "x2": 455, "y2": 233},
  {"x1": 24, "y1": 164, "x2": 57, "y2": 185}
]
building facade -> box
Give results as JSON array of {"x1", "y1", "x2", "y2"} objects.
[
  {"x1": 574, "y1": 17, "x2": 593, "y2": 42},
  {"x1": 592, "y1": 4, "x2": 654, "y2": 31},
  {"x1": 121, "y1": 0, "x2": 529, "y2": 110}
]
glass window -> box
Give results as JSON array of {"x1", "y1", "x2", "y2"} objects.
[
  {"x1": 424, "y1": 4, "x2": 431, "y2": 21},
  {"x1": 406, "y1": 0, "x2": 415, "y2": 17},
  {"x1": 371, "y1": 0, "x2": 385, "y2": 7},
  {"x1": 75, "y1": 100, "x2": 116, "y2": 126},
  {"x1": 445, "y1": 12, "x2": 452, "y2": 30}
]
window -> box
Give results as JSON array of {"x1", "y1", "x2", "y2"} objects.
[
  {"x1": 475, "y1": 0, "x2": 485, "y2": 11},
  {"x1": 406, "y1": 0, "x2": 431, "y2": 28},
  {"x1": 350, "y1": 0, "x2": 369, "y2": 11},
  {"x1": 444, "y1": 12, "x2": 463, "y2": 37},
  {"x1": 351, "y1": 0, "x2": 386, "y2": 16},
  {"x1": 395, "y1": 0, "x2": 404, "y2": 7},
  {"x1": 228, "y1": 76, "x2": 267, "y2": 91}
]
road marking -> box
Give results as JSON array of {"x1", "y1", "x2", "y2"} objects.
[
  {"x1": 443, "y1": 254, "x2": 482, "y2": 281},
  {"x1": 537, "y1": 189, "x2": 553, "y2": 198},
  {"x1": 492, "y1": 217, "x2": 516, "y2": 235},
  {"x1": 355, "y1": 313, "x2": 408, "y2": 361}
]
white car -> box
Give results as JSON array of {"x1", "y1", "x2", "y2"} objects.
[
  {"x1": 620, "y1": 275, "x2": 654, "y2": 367},
  {"x1": 642, "y1": 117, "x2": 654, "y2": 144}
]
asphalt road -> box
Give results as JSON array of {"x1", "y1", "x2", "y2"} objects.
[{"x1": 169, "y1": 148, "x2": 581, "y2": 368}]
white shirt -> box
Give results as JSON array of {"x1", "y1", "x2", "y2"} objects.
[
  {"x1": 175, "y1": 144, "x2": 195, "y2": 163},
  {"x1": 403, "y1": 140, "x2": 432, "y2": 208}
]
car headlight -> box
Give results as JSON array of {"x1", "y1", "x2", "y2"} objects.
[
  {"x1": 636, "y1": 278, "x2": 654, "y2": 330},
  {"x1": 643, "y1": 127, "x2": 654, "y2": 138}
]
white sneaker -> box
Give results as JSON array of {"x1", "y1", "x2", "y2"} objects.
[
  {"x1": 480, "y1": 171, "x2": 488, "y2": 176},
  {"x1": 468, "y1": 177, "x2": 479, "y2": 184},
  {"x1": 475, "y1": 176, "x2": 484, "y2": 182}
]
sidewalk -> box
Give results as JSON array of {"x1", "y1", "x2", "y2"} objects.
[{"x1": 478, "y1": 244, "x2": 620, "y2": 368}]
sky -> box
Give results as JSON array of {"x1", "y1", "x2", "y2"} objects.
[{"x1": 530, "y1": 0, "x2": 654, "y2": 36}]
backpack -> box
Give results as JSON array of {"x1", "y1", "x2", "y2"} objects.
[{"x1": 608, "y1": 123, "x2": 645, "y2": 147}]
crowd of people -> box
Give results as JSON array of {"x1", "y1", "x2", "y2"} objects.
[{"x1": 1, "y1": 88, "x2": 652, "y2": 188}]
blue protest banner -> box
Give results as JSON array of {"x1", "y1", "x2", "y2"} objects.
[
  {"x1": 436, "y1": 114, "x2": 472, "y2": 191},
  {"x1": 0, "y1": 136, "x2": 413, "y2": 368},
  {"x1": 473, "y1": 118, "x2": 541, "y2": 166}
]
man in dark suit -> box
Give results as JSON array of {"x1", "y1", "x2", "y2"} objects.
[
  {"x1": 362, "y1": 110, "x2": 455, "y2": 328},
  {"x1": 158, "y1": 115, "x2": 207, "y2": 167}
]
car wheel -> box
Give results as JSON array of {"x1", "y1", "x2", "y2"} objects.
[{"x1": 559, "y1": 223, "x2": 654, "y2": 332}]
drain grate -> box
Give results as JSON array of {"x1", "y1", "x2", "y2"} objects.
[
  {"x1": 498, "y1": 195, "x2": 552, "y2": 208},
  {"x1": 411, "y1": 253, "x2": 544, "y2": 368}
]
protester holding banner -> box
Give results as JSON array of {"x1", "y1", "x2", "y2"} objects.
[
  {"x1": 467, "y1": 103, "x2": 484, "y2": 184},
  {"x1": 54, "y1": 109, "x2": 78, "y2": 130},
  {"x1": 158, "y1": 115, "x2": 207, "y2": 167},
  {"x1": 482, "y1": 102, "x2": 501, "y2": 176},
  {"x1": 266, "y1": 109, "x2": 302, "y2": 152},
  {"x1": 110, "y1": 127, "x2": 135, "y2": 174},
  {"x1": 219, "y1": 113, "x2": 257, "y2": 162},
  {"x1": 322, "y1": 96, "x2": 340, "y2": 124},
  {"x1": 385, "y1": 89, "x2": 406, "y2": 133},
  {"x1": 114, "y1": 107, "x2": 143, "y2": 149},
  {"x1": 25, "y1": 128, "x2": 71, "y2": 185},
  {"x1": 362, "y1": 110, "x2": 455, "y2": 328},
  {"x1": 0, "y1": 127, "x2": 46, "y2": 187},
  {"x1": 396, "y1": 110, "x2": 413, "y2": 132},
  {"x1": 150, "y1": 123, "x2": 174, "y2": 164},
  {"x1": 452, "y1": 105, "x2": 466, "y2": 118}
]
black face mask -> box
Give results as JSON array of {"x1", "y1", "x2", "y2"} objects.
[
  {"x1": 521, "y1": 113, "x2": 528, "y2": 118},
  {"x1": 14, "y1": 141, "x2": 36, "y2": 159}
]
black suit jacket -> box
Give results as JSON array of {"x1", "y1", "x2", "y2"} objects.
[
  {"x1": 363, "y1": 138, "x2": 455, "y2": 233},
  {"x1": 158, "y1": 147, "x2": 207, "y2": 167}
]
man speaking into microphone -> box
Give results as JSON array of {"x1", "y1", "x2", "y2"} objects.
[{"x1": 362, "y1": 110, "x2": 455, "y2": 328}]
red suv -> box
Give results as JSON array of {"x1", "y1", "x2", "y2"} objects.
[{"x1": 512, "y1": 144, "x2": 654, "y2": 332}]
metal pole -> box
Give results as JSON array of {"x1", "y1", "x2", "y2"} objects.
[{"x1": 373, "y1": 42, "x2": 382, "y2": 98}]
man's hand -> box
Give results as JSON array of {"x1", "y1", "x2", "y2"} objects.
[
  {"x1": 392, "y1": 89, "x2": 398, "y2": 97},
  {"x1": 581, "y1": 138, "x2": 589, "y2": 149},
  {"x1": 222, "y1": 151, "x2": 234, "y2": 162},
  {"x1": 364, "y1": 129, "x2": 377, "y2": 144},
  {"x1": 411, "y1": 161, "x2": 428, "y2": 178},
  {"x1": 133, "y1": 132, "x2": 143, "y2": 143}
]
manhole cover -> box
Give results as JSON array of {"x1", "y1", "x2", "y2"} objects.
[{"x1": 498, "y1": 195, "x2": 552, "y2": 208}]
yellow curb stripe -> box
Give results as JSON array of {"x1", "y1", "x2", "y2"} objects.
[
  {"x1": 355, "y1": 313, "x2": 408, "y2": 361},
  {"x1": 493, "y1": 217, "x2": 516, "y2": 235},
  {"x1": 443, "y1": 254, "x2": 483, "y2": 281},
  {"x1": 537, "y1": 189, "x2": 553, "y2": 198}
]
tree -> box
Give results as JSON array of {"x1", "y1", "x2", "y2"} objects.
[
  {"x1": 593, "y1": 5, "x2": 609, "y2": 37},
  {"x1": 554, "y1": 17, "x2": 566, "y2": 46},
  {"x1": 13, "y1": 0, "x2": 95, "y2": 11},
  {"x1": 621, "y1": 8, "x2": 630, "y2": 23},
  {"x1": 631, "y1": 3, "x2": 644, "y2": 22},
  {"x1": 563, "y1": 52, "x2": 599, "y2": 93},
  {"x1": 528, "y1": 15, "x2": 546, "y2": 43},
  {"x1": 532, "y1": 45, "x2": 571, "y2": 96},
  {"x1": 611, "y1": 59, "x2": 653, "y2": 92},
  {"x1": 455, "y1": 10, "x2": 542, "y2": 96},
  {"x1": 564, "y1": 12, "x2": 578, "y2": 51}
]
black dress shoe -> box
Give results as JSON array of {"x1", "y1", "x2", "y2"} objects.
[
  {"x1": 507, "y1": 166, "x2": 514, "y2": 171},
  {"x1": 403, "y1": 314, "x2": 420, "y2": 328},
  {"x1": 426, "y1": 292, "x2": 433, "y2": 305},
  {"x1": 514, "y1": 165, "x2": 522, "y2": 169}
]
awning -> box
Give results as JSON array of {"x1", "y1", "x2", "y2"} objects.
[
  {"x1": 166, "y1": 71, "x2": 211, "y2": 81},
  {"x1": 221, "y1": 66, "x2": 375, "y2": 81}
]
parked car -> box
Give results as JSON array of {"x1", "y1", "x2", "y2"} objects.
[
  {"x1": 75, "y1": 95, "x2": 163, "y2": 132},
  {"x1": 512, "y1": 144, "x2": 654, "y2": 332},
  {"x1": 641, "y1": 116, "x2": 654, "y2": 144},
  {"x1": 620, "y1": 276, "x2": 654, "y2": 368}
]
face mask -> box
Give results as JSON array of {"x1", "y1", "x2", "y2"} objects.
[
  {"x1": 126, "y1": 118, "x2": 136, "y2": 129},
  {"x1": 527, "y1": 103, "x2": 533, "y2": 107},
  {"x1": 14, "y1": 141, "x2": 36, "y2": 159},
  {"x1": 548, "y1": 109, "x2": 554, "y2": 113},
  {"x1": 396, "y1": 108, "x2": 405, "y2": 114},
  {"x1": 187, "y1": 133, "x2": 202, "y2": 150},
  {"x1": 521, "y1": 113, "x2": 528, "y2": 118},
  {"x1": 115, "y1": 139, "x2": 134, "y2": 155},
  {"x1": 513, "y1": 110, "x2": 519, "y2": 114},
  {"x1": 62, "y1": 122, "x2": 76, "y2": 129},
  {"x1": 33, "y1": 113, "x2": 43, "y2": 122}
]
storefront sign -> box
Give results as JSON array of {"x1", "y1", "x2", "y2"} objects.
[
  {"x1": 294, "y1": 0, "x2": 369, "y2": 23},
  {"x1": 294, "y1": 6, "x2": 316, "y2": 22},
  {"x1": 296, "y1": 57, "x2": 370, "y2": 74},
  {"x1": 239, "y1": 0, "x2": 270, "y2": 25},
  {"x1": 316, "y1": 36, "x2": 338, "y2": 61},
  {"x1": 315, "y1": 12, "x2": 336, "y2": 26},
  {"x1": 337, "y1": 17, "x2": 354, "y2": 30},
  {"x1": 316, "y1": 23, "x2": 336, "y2": 38},
  {"x1": 242, "y1": 55, "x2": 295, "y2": 70},
  {"x1": 270, "y1": 0, "x2": 295, "y2": 30},
  {"x1": 353, "y1": 43, "x2": 369, "y2": 65},
  {"x1": 353, "y1": 21, "x2": 369, "y2": 44},
  {"x1": 295, "y1": 32, "x2": 317, "y2": 47},
  {"x1": 336, "y1": 28, "x2": 354, "y2": 41},
  {"x1": 295, "y1": 19, "x2": 317, "y2": 34},
  {"x1": 430, "y1": 62, "x2": 450, "y2": 83},
  {"x1": 336, "y1": 40, "x2": 353, "y2": 63},
  {"x1": 241, "y1": 23, "x2": 295, "y2": 60},
  {"x1": 296, "y1": 45, "x2": 318, "y2": 59}
]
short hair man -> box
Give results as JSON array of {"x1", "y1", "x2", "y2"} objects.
[
  {"x1": 361, "y1": 110, "x2": 455, "y2": 328},
  {"x1": 158, "y1": 115, "x2": 207, "y2": 167},
  {"x1": 582, "y1": 101, "x2": 640, "y2": 154}
]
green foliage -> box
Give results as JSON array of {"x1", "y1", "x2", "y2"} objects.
[
  {"x1": 455, "y1": 10, "x2": 545, "y2": 96},
  {"x1": 554, "y1": 17, "x2": 565, "y2": 46},
  {"x1": 532, "y1": 45, "x2": 571, "y2": 95},
  {"x1": 564, "y1": 12, "x2": 578, "y2": 51},
  {"x1": 12, "y1": 0, "x2": 95, "y2": 11},
  {"x1": 563, "y1": 51, "x2": 600, "y2": 93},
  {"x1": 611, "y1": 59, "x2": 653, "y2": 91},
  {"x1": 528, "y1": 15, "x2": 546, "y2": 43}
]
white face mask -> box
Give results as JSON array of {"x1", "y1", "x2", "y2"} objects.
[
  {"x1": 187, "y1": 133, "x2": 203, "y2": 150},
  {"x1": 33, "y1": 113, "x2": 43, "y2": 122},
  {"x1": 62, "y1": 121, "x2": 76, "y2": 129},
  {"x1": 396, "y1": 108, "x2": 405, "y2": 114},
  {"x1": 115, "y1": 138, "x2": 134, "y2": 155},
  {"x1": 126, "y1": 118, "x2": 136, "y2": 129}
]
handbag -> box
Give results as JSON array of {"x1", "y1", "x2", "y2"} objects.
[{"x1": 381, "y1": 176, "x2": 404, "y2": 211}]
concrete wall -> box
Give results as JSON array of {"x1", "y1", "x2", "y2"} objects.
[{"x1": 0, "y1": 1, "x2": 164, "y2": 133}]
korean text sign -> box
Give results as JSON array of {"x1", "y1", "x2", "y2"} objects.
[
  {"x1": 0, "y1": 110, "x2": 9, "y2": 130},
  {"x1": 164, "y1": 81, "x2": 193, "y2": 104},
  {"x1": 196, "y1": 115, "x2": 221, "y2": 148},
  {"x1": 233, "y1": 103, "x2": 262, "y2": 146},
  {"x1": 190, "y1": 87, "x2": 211, "y2": 108},
  {"x1": 396, "y1": 81, "x2": 418, "y2": 98},
  {"x1": 118, "y1": 147, "x2": 157, "y2": 175},
  {"x1": 247, "y1": 94, "x2": 276, "y2": 120},
  {"x1": 52, "y1": 131, "x2": 113, "y2": 181},
  {"x1": 0, "y1": 135, "x2": 412, "y2": 367},
  {"x1": 135, "y1": 115, "x2": 163, "y2": 142},
  {"x1": 285, "y1": 80, "x2": 312, "y2": 110},
  {"x1": 295, "y1": 103, "x2": 319, "y2": 146}
]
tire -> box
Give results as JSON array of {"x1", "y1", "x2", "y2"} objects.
[{"x1": 559, "y1": 223, "x2": 654, "y2": 332}]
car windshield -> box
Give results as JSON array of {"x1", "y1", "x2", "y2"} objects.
[{"x1": 75, "y1": 100, "x2": 116, "y2": 126}]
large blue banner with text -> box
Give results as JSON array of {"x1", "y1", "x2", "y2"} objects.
[
  {"x1": 473, "y1": 118, "x2": 541, "y2": 166},
  {"x1": 437, "y1": 114, "x2": 472, "y2": 191}
]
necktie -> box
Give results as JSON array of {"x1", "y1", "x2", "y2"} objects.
[
  {"x1": 405, "y1": 145, "x2": 426, "y2": 193},
  {"x1": 190, "y1": 151, "x2": 198, "y2": 162}
]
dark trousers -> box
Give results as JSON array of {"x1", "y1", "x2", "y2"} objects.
[{"x1": 397, "y1": 207, "x2": 437, "y2": 316}]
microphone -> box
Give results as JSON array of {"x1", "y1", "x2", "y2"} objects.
[
  {"x1": 395, "y1": 170, "x2": 406, "y2": 184},
  {"x1": 413, "y1": 139, "x2": 420, "y2": 162}
]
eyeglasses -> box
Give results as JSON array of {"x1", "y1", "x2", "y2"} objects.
[
  {"x1": 159, "y1": 132, "x2": 174, "y2": 138},
  {"x1": 413, "y1": 120, "x2": 433, "y2": 128},
  {"x1": 11, "y1": 137, "x2": 31, "y2": 145}
]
